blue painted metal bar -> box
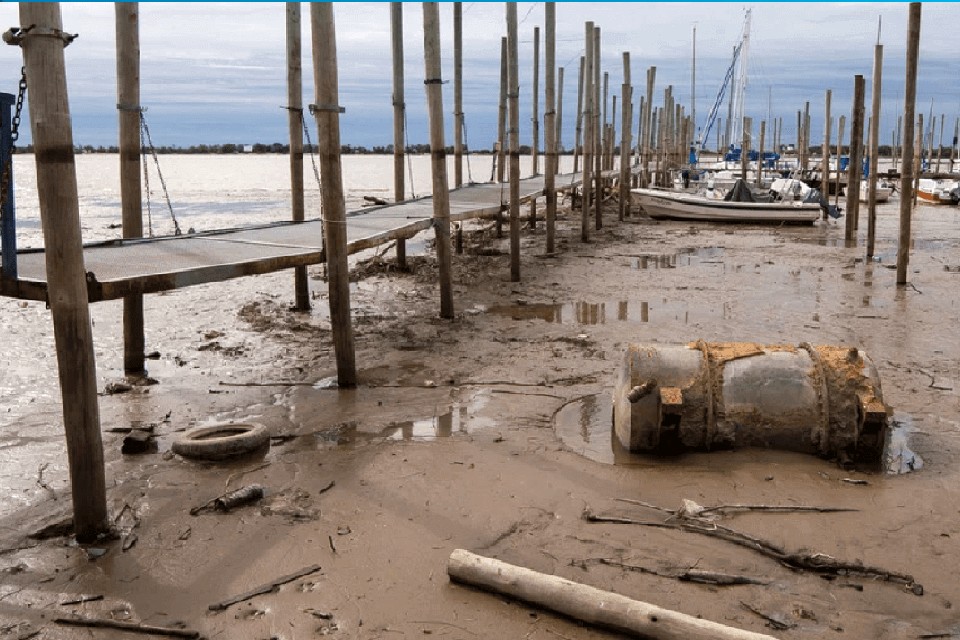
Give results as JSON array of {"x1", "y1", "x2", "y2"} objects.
[{"x1": 0, "y1": 92, "x2": 15, "y2": 279}]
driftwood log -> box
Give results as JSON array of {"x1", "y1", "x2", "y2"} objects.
[{"x1": 447, "y1": 549, "x2": 776, "y2": 640}]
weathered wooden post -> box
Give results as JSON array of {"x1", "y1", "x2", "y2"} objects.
[
  {"x1": 20, "y1": 2, "x2": 108, "y2": 542},
  {"x1": 913, "y1": 113, "x2": 922, "y2": 207},
  {"x1": 496, "y1": 37, "x2": 507, "y2": 186},
  {"x1": 453, "y1": 2, "x2": 463, "y2": 188},
  {"x1": 390, "y1": 2, "x2": 407, "y2": 268},
  {"x1": 845, "y1": 75, "x2": 865, "y2": 241},
  {"x1": 529, "y1": 25, "x2": 540, "y2": 229},
  {"x1": 116, "y1": 3, "x2": 147, "y2": 373},
  {"x1": 835, "y1": 115, "x2": 845, "y2": 206},
  {"x1": 757, "y1": 120, "x2": 765, "y2": 188},
  {"x1": 581, "y1": 23, "x2": 593, "y2": 241},
  {"x1": 573, "y1": 56, "x2": 584, "y2": 175},
  {"x1": 897, "y1": 3, "x2": 921, "y2": 285},
  {"x1": 422, "y1": 3, "x2": 455, "y2": 315},
  {"x1": 936, "y1": 113, "x2": 944, "y2": 174},
  {"x1": 593, "y1": 26, "x2": 602, "y2": 231},
  {"x1": 618, "y1": 52, "x2": 631, "y2": 221},
  {"x1": 642, "y1": 66, "x2": 655, "y2": 187},
  {"x1": 311, "y1": 3, "x2": 356, "y2": 385},
  {"x1": 286, "y1": 2, "x2": 310, "y2": 311},
  {"x1": 507, "y1": 3, "x2": 521, "y2": 280},
  {"x1": 544, "y1": 3, "x2": 556, "y2": 254},
  {"x1": 556, "y1": 65, "x2": 564, "y2": 174},
  {"x1": 866, "y1": 40, "x2": 883, "y2": 258},
  {"x1": 741, "y1": 116, "x2": 751, "y2": 181},
  {"x1": 821, "y1": 89, "x2": 831, "y2": 206}
]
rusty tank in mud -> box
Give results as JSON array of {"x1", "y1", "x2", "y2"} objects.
[{"x1": 612, "y1": 341, "x2": 888, "y2": 463}]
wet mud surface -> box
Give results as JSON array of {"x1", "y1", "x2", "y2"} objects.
[{"x1": 1, "y1": 198, "x2": 960, "y2": 639}]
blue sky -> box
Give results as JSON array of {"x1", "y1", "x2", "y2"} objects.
[{"x1": 0, "y1": 2, "x2": 957, "y2": 150}]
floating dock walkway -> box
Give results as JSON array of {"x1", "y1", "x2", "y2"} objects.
[{"x1": 1, "y1": 171, "x2": 589, "y2": 303}]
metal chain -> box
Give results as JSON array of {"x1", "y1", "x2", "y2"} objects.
[
  {"x1": 139, "y1": 118, "x2": 154, "y2": 237},
  {"x1": 139, "y1": 110, "x2": 181, "y2": 235},
  {"x1": 299, "y1": 110, "x2": 322, "y2": 194},
  {"x1": 403, "y1": 106, "x2": 416, "y2": 199},
  {"x1": 0, "y1": 67, "x2": 27, "y2": 221}
]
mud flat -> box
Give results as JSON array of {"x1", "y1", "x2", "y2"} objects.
[{"x1": 0, "y1": 197, "x2": 958, "y2": 639}]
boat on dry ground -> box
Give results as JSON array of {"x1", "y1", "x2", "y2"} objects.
[{"x1": 916, "y1": 178, "x2": 959, "y2": 205}]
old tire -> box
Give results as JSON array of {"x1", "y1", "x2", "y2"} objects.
[{"x1": 172, "y1": 423, "x2": 269, "y2": 460}]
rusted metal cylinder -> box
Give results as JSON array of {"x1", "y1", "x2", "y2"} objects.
[{"x1": 613, "y1": 342, "x2": 888, "y2": 463}]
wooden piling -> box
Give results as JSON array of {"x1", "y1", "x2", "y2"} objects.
[
  {"x1": 593, "y1": 26, "x2": 602, "y2": 231},
  {"x1": 573, "y1": 56, "x2": 584, "y2": 175},
  {"x1": 311, "y1": 3, "x2": 356, "y2": 384},
  {"x1": 642, "y1": 66, "x2": 656, "y2": 187},
  {"x1": 741, "y1": 116, "x2": 751, "y2": 180},
  {"x1": 618, "y1": 52, "x2": 631, "y2": 221},
  {"x1": 497, "y1": 37, "x2": 507, "y2": 185},
  {"x1": 529, "y1": 25, "x2": 540, "y2": 229},
  {"x1": 602, "y1": 71, "x2": 609, "y2": 170},
  {"x1": 581, "y1": 23, "x2": 593, "y2": 241},
  {"x1": 453, "y1": 2, "x2": 463, "y2": 188},
  {"x1": 897, "y1": 5, "x2": 921, "y2": 283},
  {"x1": 556, "y1": 65, "x2": 564, "y2": 173},
  {"x1": 544, "y1": 3, "x2": 557, "y2": 254},
  {"x1": 116, "y1": 3, "x2": 147, "y2": 373},
  {"x1": 821, "y1": 89, "x2": 831, "y2": 207},
  {"x1": 390, "y1": 2, "x2": 407, "y2": 268},
  {"x1": 935, "y1": 113, "x2": 944, "y2": 173},
  {"x1": 285, "y1": 3, "x2": 310, "y2": 311},
  {"x1": 757, "y1": 120, "x2": 765, "y2": 187},
  {"x1": 866, "y1": 42, "x2": 883, "y2": 258},
  {"x1": 422, "y1": 3, "x2": 455, "y2": 314},
  {"x1": 835, "y1": 115, "x2": 845, "y2": 206},
  {"x1": 844, "y1": 75, "x2": 865, "y2": 241},
  {"x1": 507, "y1": 3, "x2": 521, "y2": 280},
  {"x1": 20, "y1": 2, "x2": 108, "y2": 542}
]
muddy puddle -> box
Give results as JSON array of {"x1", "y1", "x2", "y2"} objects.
[
  {"x1": 485, "y1": 298, "x2": 725, "y2": 325},
  {"x1": 555, "y1": 391, "x2": 925, "y2": 475},
  {"x1": 629, "y1": 246, "x2": 726, "y2": 269}
]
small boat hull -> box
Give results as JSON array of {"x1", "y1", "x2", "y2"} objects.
[
  {"x1": 632, "y1": 188, "x2": 821, "y2": 224},
  {"x1": 916, "y1": 179, "x2": 960, "y2": 205},
  {"x1": 858, "y1": 182, "x2": 893, "y2": 203}
]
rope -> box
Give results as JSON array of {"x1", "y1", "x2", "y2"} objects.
[
  {"x1": 139, "y1": 122, "x2": 154, "y2": 237},
  {"x1": 403, "y1": 106, "x2": 416, "y2": 198},
  {"x1": 299, "y1": 110, "x2": 323, "y2": 193},
  {"x1": 139, "y1": 111, "x2": 181, "y2": 235},
  {"x1": 462, "y1": 116, "x2": 474, "y2": 183}
]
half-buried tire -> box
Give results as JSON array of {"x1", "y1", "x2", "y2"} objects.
[{"x1": 172, "y1": 423, "x2": 270, "y2": 460}]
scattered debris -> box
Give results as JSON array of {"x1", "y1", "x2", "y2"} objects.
[
  {"x1": 60, "y1": 594, "x2": 104, "y2": 606},
  {"x1": 190, "y1": 484, "x2": 265, "y2": 516},
  {"x1": 121, "y1": 430, "x2": 156, "y2": 455},
  {"x1": 588, "y1": 558, "x2": 769, "y2": 586},
  {"x1": 55, "y1": 615, "x2": 199, "y2": 638},
  {"x1": 842, "y1": 478, "x2": 870, "y2": 486},
  {"x1": 208, "y1": 564, "x2": 322, "y2": 612},
  {"x1": 615, "y1": 497, "x2": 858, "y2": 520},
  {"x1": 740, "y1": 601, "x2": 796, "y2": 631}
]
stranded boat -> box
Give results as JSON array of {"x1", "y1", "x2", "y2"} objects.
[
  {"x1": 916, "y1": 178, "x2": 960, "y2": 205},
  {"x1": 632, "y1": 179, "x2": 822, "y2": 225}
]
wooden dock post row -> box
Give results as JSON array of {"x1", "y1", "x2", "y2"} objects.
[
  {"x1": 866, "y1": 38, "x2": 884, "y2": 259},
  {"x1": 390, "y1": 2, "x2": 407, "y2": 268},
  {"x1": 285, "y1": 2, "x2": 310, "y2": 312},
  {"x1": 844, "y1": 75, "x2": 865, "y2": 242},
  {"x1": 897, "y1": 2, "x2": 921, "y2": 285}
]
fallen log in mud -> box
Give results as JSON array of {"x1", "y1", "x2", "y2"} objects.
[{"x1": 447, "y1": 548, "x2": 777, "y2": 640}]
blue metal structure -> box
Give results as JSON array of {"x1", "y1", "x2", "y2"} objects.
[{"x1": 0, "y1": 92, "x2": 15, "y2": 279}]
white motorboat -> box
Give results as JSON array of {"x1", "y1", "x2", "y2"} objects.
[
  {"x1": 916, "y1": 178, "x2": 960, "y2": 205},
  {"x1": 633, "y1": 180, "x2": 821, "y2": 225},
  {"x1": 858, "y1": 179, "x2": 894, "y2": 203}
]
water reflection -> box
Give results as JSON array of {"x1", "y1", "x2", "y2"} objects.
[
  {"x1": 631, "y1": 246, "x2": 726, "y2": 270},
  {"x1": 486, "y1": 299, "x2": 712, "y2": 326}
]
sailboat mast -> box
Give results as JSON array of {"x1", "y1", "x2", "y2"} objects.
[
  {"x1": 691, "y1": 25, "x2": 696, "y2": 145},
  {"x1": 730, "y1": 9, "x2": 751, "y2": 155}
]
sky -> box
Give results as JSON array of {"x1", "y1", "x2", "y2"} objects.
[{"x1": 0, "y1": 2, "x2": 957, "y2": 151}]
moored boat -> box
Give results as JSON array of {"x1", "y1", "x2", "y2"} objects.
[
  {"x1": 632, "y1": 179, "x2": 821, "y2": 225},
  {"x1": 917, "y1": 178, "x2": 960, "y2": 205},
  {"x1": 859, "y1": 179, "x2": 894, "y2": 203}
]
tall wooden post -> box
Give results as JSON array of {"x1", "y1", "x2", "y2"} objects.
[
  {"x1": 390, "y1": 3, "x2": 407, "y2": 267},
  {"x1": 913, "y1": 113, "x2": 922, "y2": 207},
  {"x1": 821, "y1": 89, "x2": 831, "y2": 206},
  {"x1": 951, "y1": 118, "x2": 958, "y2": 173},
  {"x1": 544, "y1": 3, "x2": 557, "y2": 254},
  {"x1": 581, "y1": 23, "x2": 593, "y2": 241},
  {"x1": 116, "y1": 3, "x2": 146, "y2": 373},
  {"x1": 741, "y1": 116, "x2": 751, "y2": 180},
  {"x1": 642, "y1": 66, "x2": 655, "y2": 187},
  {"x1": 496, "y1": 37, "x2": 507, "y2": 185},
  {"x1": 453, "y1": 2, "x2": 463, "y2": 188},
  {"x1": 531, "y1": 25, "x2": 540, "y2": 176},
  {"x1": 894, "y1": 115, "x2": 902, "y2": 172},
  {"x1": 20, "y1": 2, "x2": 107, "y2": 542},
  {"x1": 286, "y1": 3, "x2": 310, "y2": 311},
  {"x1": 311, "y1": 3, "x2": 356, "y2": 385},
  {"x1": 573, "y1": 56, "x2": 584, "y2": 174},
  {"x1": 835, "y1": 115, "x2": 845, "y2": 206},
  {"x1": 845, "y1": 75, "x2": 865, "y2": 241},
  {"x1": 529, "y1": 25, "x2": 540, "y2": 228},
  {"x1": 897, "y1": 3, "x2": 921, "y2": 285},
  {"x1": 618, "y1": 52, "x2": 631, "y2": 221},
  {"x1": 422, "y1": 3, "x2": 455, "y2": 316},
  {"x1": 593, "y1": 26, "x2": 602, "y2": 230},
  {"x1": 866, "y1": 42, "x2": 883, "y2": 258},
  {"x1": 507, "y1": 3, "x2": 521, "y2": 280},
  {"x1": 556, "y1": 65, "x2": 564, "y2": 172},
  {"x1": 936, "y1": 113, "x2": 944, "y2": 173},
  {"x1": 601, "y1": 71, "x2": 609, "y2": 169},
  {"x1": 802, "y1": 101, "x2": 810, "y2": 173}
]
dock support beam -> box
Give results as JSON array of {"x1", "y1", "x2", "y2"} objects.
[
  {"x1": 390, "y1": 3, "x2": 407, "y2": 269},
  {"x1": 422, "y1": 2, "x2": 454, "y2": 317},
  {"x1": 116, "y1": 3, "x2": 146, "y2": 375},
  {"x1": 844, "y1": 75, "x2": 865, "y2": 241},
  {"x1": 506, "y1": 4, "x2": 521, "y2": 281},
  {"x1": 821, "y1": 89, "x2": 831, "y2": 209},
  {"x1": 866, "y1": 41, "x2": 883, "y2": 258},
  {"x1": 286, "y1": 2, "x2": 310, "y2": 311},
  {"x1": 544, "y1": 3, "x2": 556, "y2": 254},
  {"x1": 311, "y1": 3, "x2": 356, "y2": 386},
  {"x1": 21, "y1": 2, "x2": 108, "y2": 542},
  {"x1": 581, "y1": 23, "x2": 593, "y2": 241},
  {"x1": 618, "y1": 52, "x2": 631, "y2": 221},
  {"x1": 897, "y1": 3, "x2": 921, "y2": 285},
  {"x1": 453, "y1": 3, "x2": 463, "y2": 189}
]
